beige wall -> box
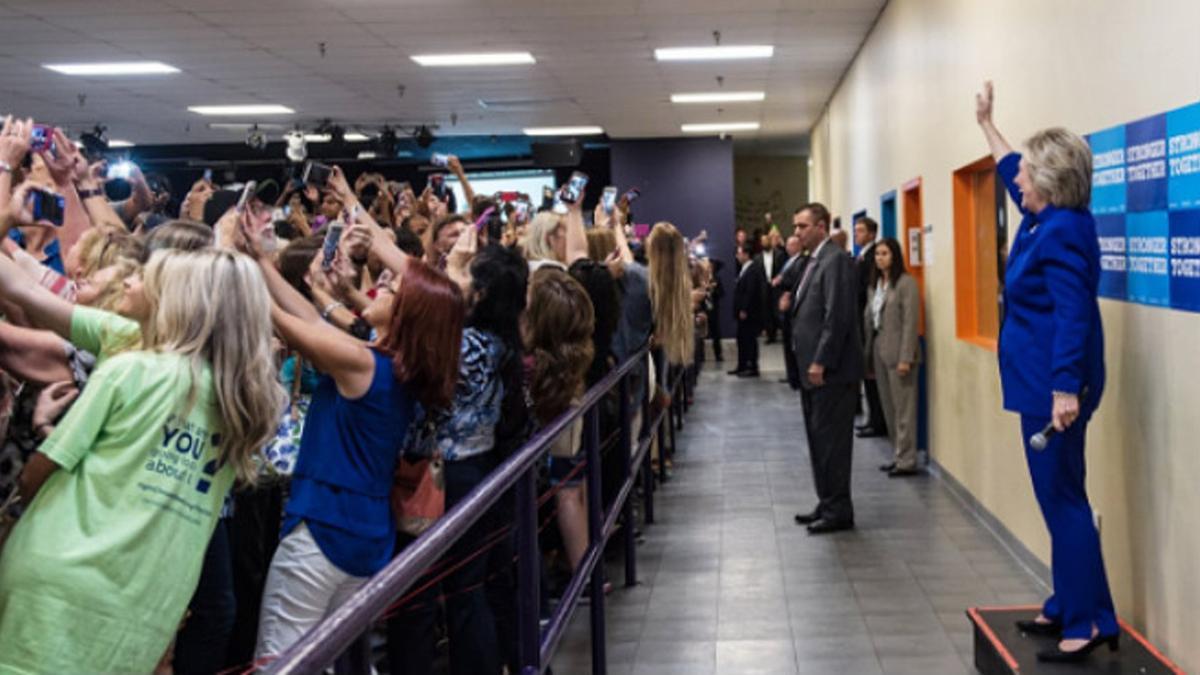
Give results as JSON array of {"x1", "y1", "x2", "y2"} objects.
[
  {"x1": 808, "y1": 0, "x2": 1200, "y2": 670},
  {"x1": 734, "y1": 155, "x2": 809, "y2": 235}
]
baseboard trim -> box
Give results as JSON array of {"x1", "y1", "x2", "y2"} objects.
[{"x1": 927, "y1": 459, "x2": 1052, "y2": 593}]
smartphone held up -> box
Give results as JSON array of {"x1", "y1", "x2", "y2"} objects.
[{"x1": 27, "y1": 188, "x2": 66, "y2": 227}]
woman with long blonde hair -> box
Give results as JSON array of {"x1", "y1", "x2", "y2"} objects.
[
  {"x1": 645, "y1": 222, "x2": 694, "y2": 367},
  {"x1": 0, "y1": 249, "x2": 284, "y2": 674}
]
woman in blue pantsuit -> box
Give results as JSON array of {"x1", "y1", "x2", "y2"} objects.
[{"x1": 975, "y1": 81, "x2": 1119, "y2": 663}]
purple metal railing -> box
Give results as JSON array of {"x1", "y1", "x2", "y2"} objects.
[{"x1": 262, "y1": 344, "x2": 687, "y2": 674}]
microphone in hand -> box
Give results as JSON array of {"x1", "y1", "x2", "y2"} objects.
[{"x1": 1030, "y1": 422, "x2": 1056, "y2": 451}]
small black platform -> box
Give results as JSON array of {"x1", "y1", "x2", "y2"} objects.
[{"x1": 967, "y1": 606, "x2": 1184, "y2": 674}]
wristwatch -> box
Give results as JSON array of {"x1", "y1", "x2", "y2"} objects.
[
  {"x1": 321, "y1": 301, "x2": 346, "y2": 321},
  {"x1": 77, "y1": 187, "x2": 105, "y2": 200}
]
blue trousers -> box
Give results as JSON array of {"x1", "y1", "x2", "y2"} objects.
[{"x1": 1020, "y1": 415, "x2": 1118, "y2": 639}]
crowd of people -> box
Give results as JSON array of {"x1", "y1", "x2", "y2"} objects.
[{"x1": 0, "y1": 114, "x2": 711, "y2": 674}]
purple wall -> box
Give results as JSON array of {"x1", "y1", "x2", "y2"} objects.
[{"x1": 610, "y1": 137, "x2": 736, "y2": 337}]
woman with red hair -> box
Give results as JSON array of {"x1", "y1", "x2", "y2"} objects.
[{"x1": 237, "y1": 204, "x2": 466, "y2": 659}]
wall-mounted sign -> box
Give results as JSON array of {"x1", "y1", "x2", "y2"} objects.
[{"x1": 1087, "y1": 101, "x2": 1200, "y2": 312}]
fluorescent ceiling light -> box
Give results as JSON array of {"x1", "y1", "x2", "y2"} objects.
[
  {"x1": 300, "y1": 132, "x2": 371, "y2": 143},
  {"x1": 188, "y1": 104, "x2": 295, "y2": 116},
  {"x1": 523, "y1": 126, "x2": 604, "y2": 136},
  {"x1": 681, "y1": 122, "x2": 761, "y2": 133},
  {"x1": 208, "y1": 123, "x2": 286, "y2": 131},
  {"x1": 411, "y1": 52, "x2": 535, "y2": 67},
  {"x1": 655, "y1": 45, "x2": 774, "y2": 61},
  {"x1": 43, "y1": 61, "x2": 179, "y2": 76},
  {"x1": 108, "y1": 140, "x2": 135, "y2": 148},
  {"x1": 671, "y1": 91, "x2": 766, "y2": 104}
]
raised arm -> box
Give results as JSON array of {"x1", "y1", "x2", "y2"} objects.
[
  {"x1": 447, "y1": 155, "x2": 475, "y2": 210},
  {"x1": 329, "y1": 166, "x2": 410, "y2": 277},
  {"x1": 564, "y1": 192, "x2": 589, "y2": 266},
  {"x1": 74, "y1": 159, "x2": 125, "y2": 230},
  {"x1": 976, "y1": 81, "x2": 1014, "y2": 162},
  {"x1": 0, "y1": 183, "x2": 75, "y2": 337}
]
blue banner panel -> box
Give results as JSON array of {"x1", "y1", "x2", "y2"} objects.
[
  {"x1": 1096, "y1": 214, "x2": 1127, "y2": 301},
  {"x1": 1167, "y1": 102, "x2": 1200, "y2": 210},
  {"x1": 1089, "y1": 125, "x2": 1126, "y2": 215},
  {"x1": 1169, "y1": 209, "x2": 1200, "y2": 312},
  {"x1": 1125, "y1": 211, "x2": 1171, "y2": 306},
  {"x1": 1126, "y1": 114, "x2": 1168, "y2": 213}
]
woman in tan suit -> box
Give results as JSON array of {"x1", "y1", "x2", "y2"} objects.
[{"x1": 863, "y1": 238, "x2": 922, "y2": 477}]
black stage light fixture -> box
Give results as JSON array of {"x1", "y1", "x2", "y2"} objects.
[
  {"x1": 79, "y1": 125, "x2": 109, "y2": 157},
  {"x1": 414, "y1": 124, "x2": 435, "y2": 149},
  {"x1": 378, "y1": 126, "x2": 398, "y2": 157}
]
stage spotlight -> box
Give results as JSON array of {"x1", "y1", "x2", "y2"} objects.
[
  {"x1": 246, "y1": 125, "x2": 268, "y2": 150},
  {"x1": 285, "y1": 130, "x2": 307, "y2": 162},
  {"x1": 414, "y1": 124, "x2": 435, "y2": 149},
  {"x1": 79, "y1": 125, "x2": 109, "y2": 157},
  {"x1": 378, "y1": 126, "x2": 398, "y2": 157}
]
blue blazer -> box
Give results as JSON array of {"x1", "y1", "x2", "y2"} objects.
[{"x1": 996, "y1": 153, "x2": 1105, "y2": 420}]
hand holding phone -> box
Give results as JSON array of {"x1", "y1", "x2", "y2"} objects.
[
  {"x1": 322, "y1": 221, "x2": 345, "y2": 271},
  {"x1": 27, "y1": 187, "x2": 66, "y2": 227},
  {"x1": 237, "y1": 180, "x2": 258, "y2": 214},
  {"x1": 30, "y1": 125, "x2": 55, "y2": 155},
  {"x1": 302, "y1": 161, "x2": 332, "y2": 189},
  {"x1": 560, "y1": 171, "x2": 589, "y2": 205},
  {"x1": 601, "y1": 186, "x2": 618, "y2": 214},
  {"x1": 430, "y1": 152, "x2": 450, "y2": 168}
]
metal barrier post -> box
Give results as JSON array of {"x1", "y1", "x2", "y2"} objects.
[
  {"x1": 618, "y1": 376, "x2": 636, "y2": 588},
  {"x1": 516, "y1": 467, "x2": 540, "y2": 675},
  {"x1": 584, "y1": 407, "x2": 607, "y2": 675}
]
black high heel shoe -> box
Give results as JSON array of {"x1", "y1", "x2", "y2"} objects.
[
  {"x1": 1036, "y1": 634, "x2": 1119, "y2": 662},
  {"x1": 1015, "y1": 618, "x2": 1062, "y2": 637}
]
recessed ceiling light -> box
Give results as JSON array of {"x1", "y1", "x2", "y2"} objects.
[
  {"x1": 188, "y1": 104, "x2": 295, "y2": 116},
  {"x1": 523, "y1": 126, "x2": 604, "y2": 136},
  {"x1": 108, "y1": 140, "x2": 135, "y2": 148},
  {"x1": 655, "y1": 46, "x2": 774, "y2": 61},
  {"x1": 681, "y1": 122, "x2": 761, "y2": 133},
  {"x1": 411, "y1": 52, "x2": 536, "y2": 67},
  {"x1": 671, "y1": 91, "x2": 766, "y2": 104},
  {"x1": 43, "y1": 61, "x2": 179, "y2": 76}
]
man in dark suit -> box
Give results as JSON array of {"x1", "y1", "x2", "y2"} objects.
[
  {"x1": 729, "y1": 242, "x2": 768, "y2": 377},
  {"x1": 853, "y1": 216, "x2": 888, "y2": 438},
  {"x1": 789, "y1": 203, "x2": 863, "y2": 534},
  {"x1": 758, "y1": 228, "x2": 787, "y2": 343},
  {"x1": 774, "y1": 234, "x2": 807, "y2": 389}
]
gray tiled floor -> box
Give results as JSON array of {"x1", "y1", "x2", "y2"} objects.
[{"x1": 550, "y1": 342, "x2": 1049, "y2": 675}]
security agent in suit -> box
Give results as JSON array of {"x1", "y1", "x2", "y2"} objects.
[
  {"x1": 788, "y1": 204, "x2": 863, "y2": 534},
  {"x1": 706, "y1": 258, "x2": 726, "y2": 361},
  {"x1": 774, "y1": 235, "x2": 808, "y2": 389},
  {"x1": 977, "y1": 81, "x2": 1116, "y2": 662},
  {"x1": 853, "y1": 216, "x2": 888, "y2": 438},
  {"x1": 862, "y1": 238, "x2": 922, "y2": 476},
  {"x1": 729, "y1": 242, "x2": 768, "y2": 377},
  {"x1": 757, "y1": 230, "x2": 787, "y2": 343}
]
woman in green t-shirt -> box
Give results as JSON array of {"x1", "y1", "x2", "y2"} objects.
[{"x1": 0, "y1": 249, "x2": 284, "y2": 674}]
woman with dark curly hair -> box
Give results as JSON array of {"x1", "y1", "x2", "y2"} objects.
[{"x1": 526, "y1": 267, "x2": 595, "y2": 576}]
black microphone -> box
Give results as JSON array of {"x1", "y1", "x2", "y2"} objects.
[{"x1": 1029, "y1": 387, "x2": 1088, "y2": 451}]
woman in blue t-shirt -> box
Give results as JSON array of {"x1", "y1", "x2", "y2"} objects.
[{"x1": 245, "y1": 207, "x2": 465, "y2": 659}]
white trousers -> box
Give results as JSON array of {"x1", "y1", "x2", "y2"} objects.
[{"x1": 255, "y1": 522, "x2": 367, "y2": 660}]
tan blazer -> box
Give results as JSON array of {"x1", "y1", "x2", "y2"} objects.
[{"x1": 863, "y1": 274, "x2": 922, "y2": 368}]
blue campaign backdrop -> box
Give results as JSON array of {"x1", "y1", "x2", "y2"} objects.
[{"x1": 1086, "y1": 100, "x2": 1200, "y2": 313}]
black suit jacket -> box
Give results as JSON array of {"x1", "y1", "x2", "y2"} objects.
[
  {"x1": 855, "y1": 241, "x2": 877, "y2": 315},
  {"x1": 734, "y1": 259, "x2": 769, "y2": 326},
  {"x1": 789, "y1": 241, "x2": 863, "y2": 389}
]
